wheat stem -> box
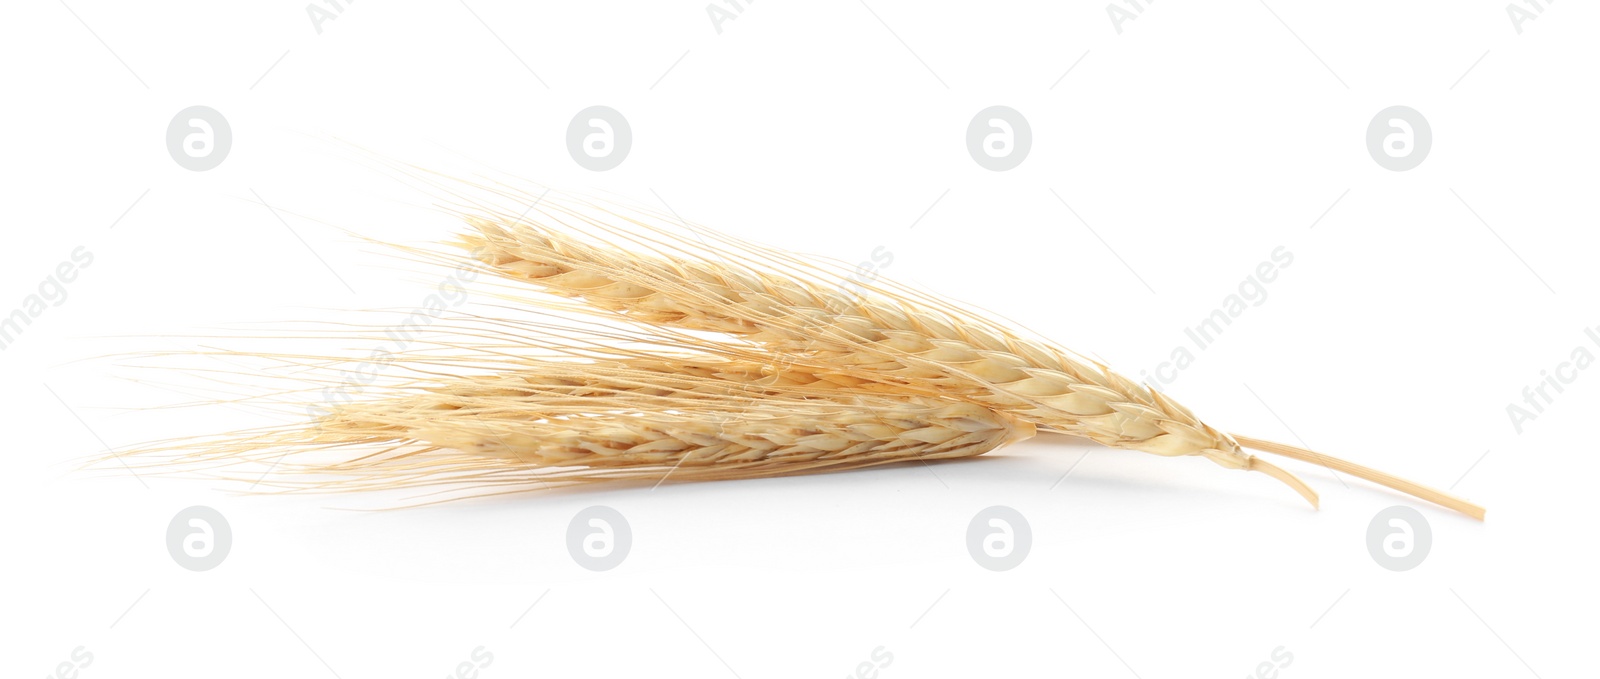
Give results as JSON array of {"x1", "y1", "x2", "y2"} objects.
[
  {"x1": 1246, "y1": 455, "x2": 1319, "y2": 509},
  {"x1": 1233, "y1": 434, "x2": 1485, "y2": 520}
]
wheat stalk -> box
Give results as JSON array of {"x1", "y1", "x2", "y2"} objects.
[
  {"x1": 447, "y1": 195, "x2": 1483, "y2": 518},
  {"x1": 110, "y1": 182, "x2": 1484, "y2": 518}
]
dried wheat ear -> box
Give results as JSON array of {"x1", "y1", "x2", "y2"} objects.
[{"x1": 122, "y1": 190, "x2": 1483, "y2": 518}]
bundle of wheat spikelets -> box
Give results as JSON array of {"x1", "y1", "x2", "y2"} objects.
[{"x1": 123, "y1": 187, "x2": 1483, "y2": 518}]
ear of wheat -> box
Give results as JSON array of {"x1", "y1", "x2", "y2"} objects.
[
  {"x1": 118, "y1": 354, "x2": 1028, "y2": 501},
  {"x1": 113, "y1": 187, "x2": 1484, "y2": 519},
  {"x1": 328, "y1": 384, "x2": 1031, "y2": 475}
]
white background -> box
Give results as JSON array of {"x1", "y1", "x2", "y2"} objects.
[{"x1": 2, "y1": 1, "x2": 1595, "y2": 677}]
